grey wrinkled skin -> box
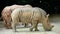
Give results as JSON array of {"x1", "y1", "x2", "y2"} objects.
[{"x1": 11, "y1": 7, "x2": 54, "y2": 32}]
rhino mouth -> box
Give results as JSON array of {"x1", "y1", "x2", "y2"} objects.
[{"x1": 45, "y1": 25, "x2": 54, "y2": 31}]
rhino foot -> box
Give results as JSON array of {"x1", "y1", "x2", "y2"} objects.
[
  {"x1": 34, "y1": 29, "x2": 39, "y2": 31},
  {"x1": 30, "y1": 28, "x2": 33, "y2": 31}
]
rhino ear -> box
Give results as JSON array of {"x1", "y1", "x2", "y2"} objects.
[
  {"x1": 47, "y1": 14, "x2": 49, "y2": 17},
  {"x1": 45, "y1": 14, "x2": 49, "y2": 19},
  {"x1": 46, "y1": 14, "x2": 49, "y2": 18}
]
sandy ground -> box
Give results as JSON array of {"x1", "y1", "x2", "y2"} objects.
[{"x1": 0, "y1": 15, "x2": 60, "y2": 34}]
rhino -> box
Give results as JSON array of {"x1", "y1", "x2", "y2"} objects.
[
  {"x1": 11, "y1": 7, "x2": 54, "y2": 32},
  {"x1": 1, "y1": 4, "x2": 32, "y2": 29}
]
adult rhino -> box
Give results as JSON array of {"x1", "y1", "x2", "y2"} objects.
[
  {"x1": 1, "y1": 4, "x2": 32, "y2": 29},
  {"x1": 11, "y1": 7, "x2": 54, "y2": 32}
]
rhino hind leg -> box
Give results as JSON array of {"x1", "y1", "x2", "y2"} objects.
[
  {"x1": 12, "y1": 22, "x2": 17, "y2": 32},
  {"x1": 3, "y1": 18, "x2": 7, "y2": 28},
  {"x1": 2, "y1": 16, "x2": 12, "y2": 29},
  {"x1": 4, "y1": 20, "x2": 7, "y2": 28}
]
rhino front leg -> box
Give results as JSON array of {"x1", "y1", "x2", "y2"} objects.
[
  {"x1": 30, "y1": 20, "x2": 39, "y2": 31},
  {"x1": 34, "y1": 22, "x2": 39, "y2": 31}
]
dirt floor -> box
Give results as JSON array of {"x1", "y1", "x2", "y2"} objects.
[{"x1": 0, "y1": 15, "x2": 60, "y2": 34}]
